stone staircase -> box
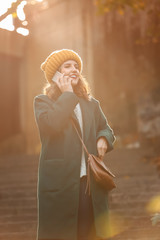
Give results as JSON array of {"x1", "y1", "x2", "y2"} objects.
[
  {"x1": 0, "y1": 148, "x2": 160, "y2": 240},
  {"x1": 106, "y1": 148, "x2": 160, "y2": 240},
  {"x1": 0, "y1": 155, "x2": 38, "y2": 240}
]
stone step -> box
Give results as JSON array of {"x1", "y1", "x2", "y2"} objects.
[
  {"x1": 110, "y1": 190, "x2": 160, "y2": 200},
  {"x1": 0, "y1": 214, "x2": 37, "y2": 223},
  {"x1": 109, "y1": 209, "x2": 153, "y2": 217},
  {"x1": 0, "y1": 198, "x2": 36, "y2": 207},
  {"x1": 109, "y1": 202, "x2": 155, "y2": 210},
  {"x1": 0, "y1": 206, "x2": 37, "y2": 215},
  {"x1": 0, "y1": 184, "x2": 37, "y2": 191},
  {"x1": 109, "y1": 226, "x2": 160, "y2": 240},
  {"x1": 111, "y1": 183, "x2": 160, "y2": 192},
  {"x1": 0, "y1": 221, "x2": 37, "y2": 233},
  {"x1": 0, "y1": 232, "x2": 36, "y2": 240},
  {"x1": 0, "y1": 189, "x2": 36, "y2": 199}
]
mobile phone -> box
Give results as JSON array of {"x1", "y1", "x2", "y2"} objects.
[{"x1": 52, "y1": 71, "x2": 62, "y2": 83}]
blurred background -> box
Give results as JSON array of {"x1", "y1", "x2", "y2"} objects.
[
  {"x1": 0, "y1": 0, "x2": 160, "y2": 155},
  {"x1": 0, "y1": 0, "x2": 160, "y2": 239}
]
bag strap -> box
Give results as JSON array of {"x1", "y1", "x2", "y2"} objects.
[{"x1": 71, "y1": 119, "x2": 91, "y2": 194}]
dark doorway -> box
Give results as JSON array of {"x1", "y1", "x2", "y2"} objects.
[{"x1": 0, "y1": 53, "x2": 20, "y2": 142}]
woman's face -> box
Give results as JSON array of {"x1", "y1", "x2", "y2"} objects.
[{"x1": 59, "y1": 60, "x2": 80, "y2": 86}]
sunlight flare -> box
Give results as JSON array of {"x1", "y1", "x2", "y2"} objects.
[
  {"x1": 146, "y1": 195, "x2": 160, "y2": 213},
  {"x1": 16, "y1": 27, "x2": 29, "y2": 36},
  {"x1": 0, "y1": 0, "x2": 28, "y2": 35},
  {"x1": 0, "y1": 14, "x2": 14, "y2": 31},
  {"x1": 17, "y1": 1, "x2": 27, "y2": 21}
]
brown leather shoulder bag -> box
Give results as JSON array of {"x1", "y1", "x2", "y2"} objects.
[{"x1": 72, "y1": 120, "x2": 116, "y2": 195}]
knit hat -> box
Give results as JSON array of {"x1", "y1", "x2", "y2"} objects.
[{"x1": 41, "y1": 49, "x2": 83, "y2": 83}]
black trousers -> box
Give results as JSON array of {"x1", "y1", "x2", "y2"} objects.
[{"x1": 77, "y1": 176, "x2": 97, "y2": 240}]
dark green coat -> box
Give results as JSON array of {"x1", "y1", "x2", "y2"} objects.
[{"x1": 34, "y1": 92, "x2": 115, "y2": 240}]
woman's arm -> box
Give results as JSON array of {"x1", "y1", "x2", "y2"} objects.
[
  {"x1": 34, "y1": 92, "x2": 79, "y2": 134},
  {"x1": 96, "y1": 101, "x2": 116, "y2": 154}
]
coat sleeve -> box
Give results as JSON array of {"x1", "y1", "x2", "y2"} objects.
[
  {"x1": 96, "y1": 101, "x2": 116, "y2": 153},
  {"x1": 34, "y1": 92, "x2": 79, "y2": 134}
]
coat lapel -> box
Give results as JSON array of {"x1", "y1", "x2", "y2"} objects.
[{"x1": 79, "y1": 97, "x2": 92, "y2": 144}]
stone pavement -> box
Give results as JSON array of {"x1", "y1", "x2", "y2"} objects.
[{"x1": 0, "y1": 147, "x2": 160, "y2": 240}]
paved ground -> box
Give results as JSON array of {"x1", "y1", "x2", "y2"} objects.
[{"x1": 0, "y1": 147, "x2": 160, "y2": 240}]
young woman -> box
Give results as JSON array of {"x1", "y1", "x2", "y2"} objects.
[{"x1": 34, "y1": 49, "x2": 116, "y2": 240}]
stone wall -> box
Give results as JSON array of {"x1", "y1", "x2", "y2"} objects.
[{"x1": 0, "y1": 29, "x2": 26, "y2": 154}]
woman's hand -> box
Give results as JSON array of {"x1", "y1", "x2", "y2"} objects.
[
  {"x1": 97, "y1": 137, "x2": 108, "y2": 160},
  {"x1": 56, "y1": 73, "x2": 73, "y2": 93}
]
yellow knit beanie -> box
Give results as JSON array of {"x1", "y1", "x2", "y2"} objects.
[{"x1": 41, "y1": 49, "x2": 83, "y2": 83}]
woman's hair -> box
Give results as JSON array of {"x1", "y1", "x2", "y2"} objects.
[{"x1": 43, "y1": 75, "x2": 91, "y2": 101}]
